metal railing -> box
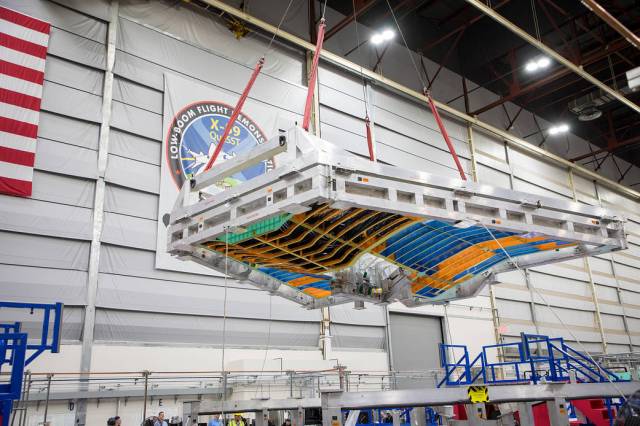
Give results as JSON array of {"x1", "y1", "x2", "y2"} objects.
[{"x1": 437, "y1": 333, "x2": 635, "y2": 387}]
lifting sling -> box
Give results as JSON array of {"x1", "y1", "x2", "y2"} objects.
[
  {"x1": 425, "y1": 89, "x2": 467, "y2": 180},
  {"x1": 365, "y1": 115, "x2": 375, "y2": 162},
  {"x1": 302, "y1": 19, "x2": 326, "y2": 132},
  {"x1": 204, "y1": 57, "x2": 265, "y2": 172}
]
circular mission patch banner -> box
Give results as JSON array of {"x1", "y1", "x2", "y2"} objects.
[{"x1": 165, "y1": 100, "x2": 274, "y2": 189}]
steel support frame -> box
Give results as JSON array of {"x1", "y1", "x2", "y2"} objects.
[
  {"x1": 76, "y1": 1, "x2": 118, "y2": 425},
  {"x1": 322, "y1": 382, "x2": 639, "y2": 409},
  {"x1": 196, "y1": 0, "x2": 640, "y2": 203}
]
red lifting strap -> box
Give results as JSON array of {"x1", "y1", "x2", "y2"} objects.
[
  {"x1": 204, "y1": 57, "x2": 265, "y2": 173},
  {"x1": 424, "y1": 89, "x2": 467, "y2": 181},
  {"x1": 302, "y1": 19, "x2": 326, "y2": 132},
  {"x1": 365, "y1": 115, "x2": 375, "y2": 162}
]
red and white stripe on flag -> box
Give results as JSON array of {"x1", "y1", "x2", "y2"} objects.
[{"x1": 0, "y1": 6, "x2": 50, "y2": 197}]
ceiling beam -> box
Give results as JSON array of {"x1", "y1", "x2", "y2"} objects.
[
  {"x1": 422, "y1": 0, "x2": 510, "y2": 52},
  {"x1": 464, "y1": 0, "x2": 640, "y2": 116},
  {"x1": 581, "y1": 0, "x2": 640, "y2": 50},
  {"x1": 324, "y1": 0, "x2": 378, "y2": 41},
  {"x1": 571, "y1": 135, "x2": 640, "y2": 162},
  {"x1": 470, "y1": 36, "x2": 631, "y2": 115}
]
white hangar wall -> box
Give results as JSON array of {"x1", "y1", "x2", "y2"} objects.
[{"x1": 1, "y1": 0, "x2": 639, "y2": 389}]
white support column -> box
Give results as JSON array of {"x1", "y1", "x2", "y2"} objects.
[
  {"x1": 76, "y1": 1, "x2": 118, "y2": 424},
  {"x1": 321, "y1": 392, "x2": 343, "y2": 426},
  {"x1": 464, "y1": 404, "x2": 484, "y2": 425},
  {"x1": 384, "y1": 305, "x2": 394, "y2": 373},
  {"x1": 516, "y1": 402, "x2": 534, "y2": 426},
  {"x1": 545, "y1": 398, "x2": 569, "y2": 426},
  {"x1": 412, "y1": 407, "x2": 426, "y2": 426},
  {"x1": 320, "y1": 306, "x2": 331, "y2": 360},
  {"x1": 391, "y1": 411, "x2": 401, "y2": 426}
]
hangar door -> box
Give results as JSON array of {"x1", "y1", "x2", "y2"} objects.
[{"x1": 389, "y1": 313, "x2": 443, "y2": 381}]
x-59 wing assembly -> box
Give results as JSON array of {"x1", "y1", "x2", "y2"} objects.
[{"x1": 167, "y1": 127, "x2": 626, "y2": 309}]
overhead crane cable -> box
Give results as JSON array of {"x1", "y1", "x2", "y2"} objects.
[
  {"x1": 203, "y1": 0, "x2": 297, "y2": 173},
  {"x1": 479, "y1": 222, "x2": 627, "y2": 399},
  {"x1": 530, "y1": 0, "x2": 542, "y2": 42},
  {"x1": 351, "y1": 0, "x2": 376, "y2": 161},
  {"x1": 382, "y1": 0, "x2": 467, "y2": 180}
]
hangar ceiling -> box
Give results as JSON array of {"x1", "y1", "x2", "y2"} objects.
[{"x1": 322, "y1": 0, "x2": 640, "y2": 175}]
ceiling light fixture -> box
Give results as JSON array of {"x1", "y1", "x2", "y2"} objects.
[
  {"x1": 548, "y1": 123, "x2": 569, "y2": 135},
  {"x1": 371, "y1": 29, "x2": 394, "y2": 45},
  {"x1": 525, "y1": 56, "x2": 551, "y2": 73}
]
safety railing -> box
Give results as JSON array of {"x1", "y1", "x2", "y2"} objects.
[
  {"x1": 437, "y1": 344, "x2": 483, "y2": 387},
  {"x1": 437, "y1": 333, "x2": 630, "y2": 387}
]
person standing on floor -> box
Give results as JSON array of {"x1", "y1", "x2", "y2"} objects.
[
  {"x1": 208, "y1": 414, "x2": 222, "y2": 426},
  {"x1": 154, "y1": 411, "x2": 168, "y2": 426}
]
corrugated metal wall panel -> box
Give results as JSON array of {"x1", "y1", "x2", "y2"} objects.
[
  {"x1": 389, "y1": 313, "x2": 442, "y2": 371},
  {"x1": 104, "y1": 154, "x2": 160, "y2": 194},
  {"x1": 35, "y1": 138, "x2": 98, "y2": 179},
  {"x1": 0, "y1": 306, "x2": 83, "y2": 342},
  {"x1": 112, "y1": 77, "x2": 163, "y2": 113},
  {"x1": 2, "y1": 0, "x2": 108, "y2": 41},
  {"x1": 1, "y1": 264, "x2": 87, "y2": 306},
  {"x1": 31, "y1": 171, "x2": 95, "y2": 208},
  {"x1": 45, "y1": 55, "x2": 104, "y2": 95},
  {"x1": 329, "y1": 304, "x2": 386, "y2": 326},
  {"x1": 94, "y1": 309, "x2": 320, "y2": 347},
  {"x1": 104, "y1": 184, "x2": 158, "y2": 220},
  {"x1": 41, "y1": 81, "x2": 103, "y2": 122},
  {"x1": 332, "y1": 324, "x2": 386, "y2": 350},
  {"x1": 48, "y1": 28, "x2": 106, "y2": 68},
  {"x1": 109, "y1": 130, "x2": 161, "y2": 166},
  {"x1": 101, "y1": 212, "x2": 157, "y2": 250},
  {"x1": 0, "y1": 231, "x2": 89, "y2": 270},
  {"x1": 0, "y1": 196, "x2": 93, "y2": 240},
  {"x1": 38, "y1": 111, "x2": 100, "y2": 151},
  {"x1": 113, "y1": 50, "x2": 165, "y2": 91},
  {"x1": 96, "y1": 272, "x2": 320, "y2": 322},
  {"x1": 496, "y1": 299, "x2": 533, "y2": 321}
]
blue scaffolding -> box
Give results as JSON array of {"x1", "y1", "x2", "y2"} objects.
[
  {"x1": 0, "y1": 302, "x2": 63, "y2": 426},
  {"x1": 437, "y1": 333, "x2": 627, "y2": 388}
]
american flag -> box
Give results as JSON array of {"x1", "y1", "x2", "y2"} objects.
[{"x1": 0, "y1": 6, "x2": 50, "y2": 197}]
